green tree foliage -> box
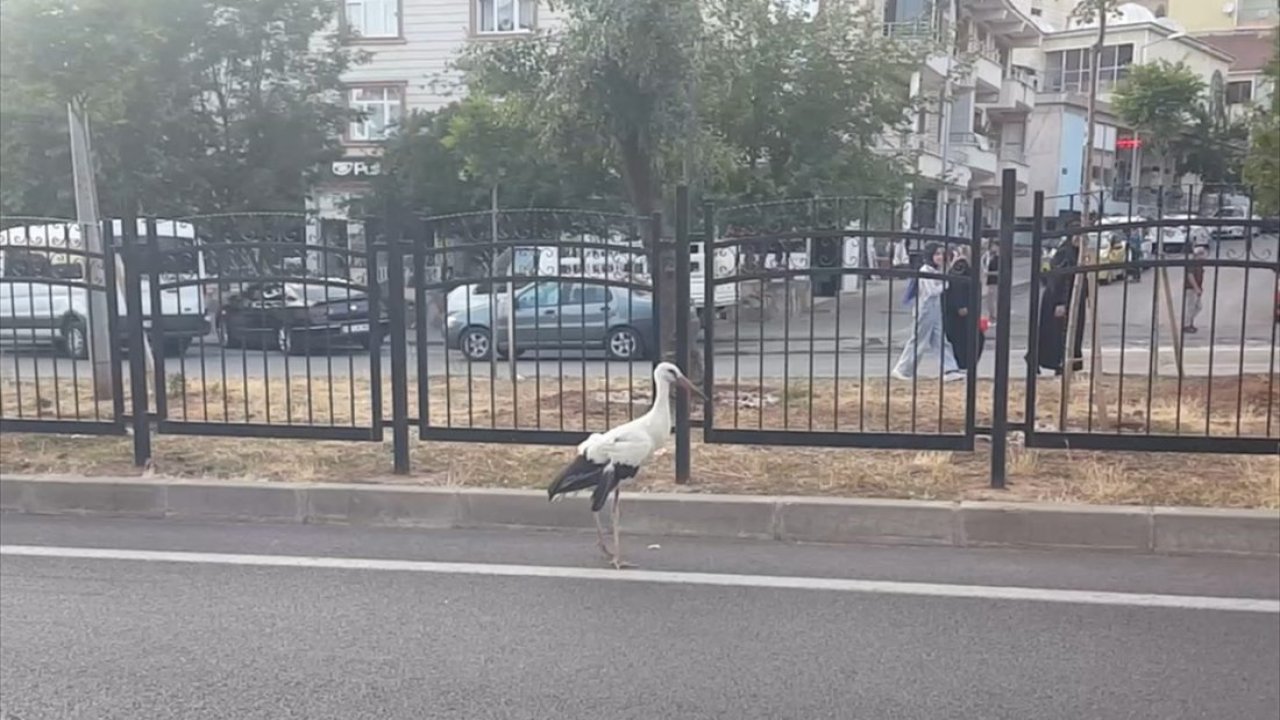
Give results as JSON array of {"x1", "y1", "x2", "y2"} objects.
[
  {"x1": 1112, "y1": 60, "x2": 1206, "y2": 188},
  {"x1": 445, "y1": 0, "x2": 921, "y2": 218},
  {"x1": 1244, "y1": 32, "x2": 1280, "y2": 216},
  {"x1": 0, "y1": 0, "x2": 359, "y2": 217}
]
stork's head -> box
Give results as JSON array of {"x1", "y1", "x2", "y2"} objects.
[{"x1": 653, "y1": 362, "x2": 705, "y2": 401}]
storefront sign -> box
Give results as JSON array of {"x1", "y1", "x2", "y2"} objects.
[{"x1": 329, "y1": 160, "x2": 382, "y2": 178}]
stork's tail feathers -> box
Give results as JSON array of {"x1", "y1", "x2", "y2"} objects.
[{"x1": 547, "y1": 454, "x2": 605, "y2": 502}]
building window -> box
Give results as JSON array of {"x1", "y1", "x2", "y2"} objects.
[
  {"x1": 1226, "y1": 80, "x2": 1254, "y2": 105},
  {"x1": 1237, "y1": 0, "x2": 1279, "y2": 25},
  {"x1": 1044, "y1": 44, "x2": 1134, "y2": 93},
  {"x1": 347, "y1": 85, "x2": 403, "y2": 142},
  {"x1": 475, "y1": 0, "x2": 536, "y2": 34},
  {"x1": 344, "y1": 0, "x2": 399, "y2": 39}
]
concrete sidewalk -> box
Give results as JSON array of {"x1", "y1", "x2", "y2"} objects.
[{"x1": 3, "y1": 475, "x2": 1276, "y2": 557}]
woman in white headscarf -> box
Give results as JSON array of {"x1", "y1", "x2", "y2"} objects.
[{"x1": 892, "y1": 243, "x2": 964, "y2": 382}]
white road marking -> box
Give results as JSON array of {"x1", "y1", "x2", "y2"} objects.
[{"x1": 3, "y1": 544, "x2": 1277, "y2": 614}]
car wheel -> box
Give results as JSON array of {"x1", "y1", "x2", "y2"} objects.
[
  {"x1": 61, "y1": 316, "x2": 89, "y2": 360},
  {"x1": 460, "y1": 326, "x2": 492, "y2": 361},
  {"x1": 605, "y1": 326, "x2": 644, "y2": 361}
]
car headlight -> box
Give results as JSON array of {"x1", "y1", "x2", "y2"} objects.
[{"x1": 446, "y1": 314, "x2": 461, "y2": 327}]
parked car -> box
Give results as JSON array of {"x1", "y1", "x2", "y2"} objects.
[
  {"x1": 215, "y1": 280, "x2": 387, "y2": 354},
  {"x1": 1158, "y1": 215, "x2": 1213, "y2": 255},
  {"x1": 1210, "y1": 206, "x2": 1258, "y2": 240},
  {"x1": 0, "y1": 244, "x2": 207, "y2": 359},
  {"x1": 446, "y1": 279, "x2": 653, "y2": 361},
  {"x1": 1275, "y1": 289, "x2": 1280, "y2": 325}
]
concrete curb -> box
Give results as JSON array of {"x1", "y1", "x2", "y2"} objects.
[{"x1": 2, "y1": 475, "x2": 1276, "y2": 558}]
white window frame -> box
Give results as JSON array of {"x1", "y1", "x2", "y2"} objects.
[
  {"x1": 344, "y1": 0, "x2": 399, "y2": 39},
  {"x1": 1044, "y1": 44, "x2": 1133, "y2": 93},
  {"x1": 347, "y1": 85, "x2": 403, "y2": 143},
  {"x1": 475, "y1": 0, "x2": 536, "y2": 35}
]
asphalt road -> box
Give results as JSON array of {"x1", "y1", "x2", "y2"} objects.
[{"x1": 2, "y1": 515, "x2": 1278, "y2": 720}]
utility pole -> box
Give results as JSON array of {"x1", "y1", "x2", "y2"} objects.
[
  {"x1": 67, "y1": 101, "x2": 113, "y2": 399},
  {"x1": 1061, "y1": 3, "x2": 1106, "y2": 430}
]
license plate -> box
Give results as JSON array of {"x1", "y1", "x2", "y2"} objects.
[{"x1": 343, "y1": 323, "x2": 370, "y2": 334}]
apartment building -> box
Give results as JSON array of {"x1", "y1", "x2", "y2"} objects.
[
  {"x1": 879, "y1": 0, "x2": 1043, "y2": 232},
  {"x1": 308, "y1": 0, "x2": 559, "y2": 226},
  {"x1": 1017, "y1": 3, "x2": 1233, "y2": 217}
]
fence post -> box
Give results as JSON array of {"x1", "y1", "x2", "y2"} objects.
[
  {"x1": 144, "y1": 216, "x2": 167, "y2": 421},
  {"x1": 701, "y1": 200, "x2": 716, "y2": 442},
  {"x1": 1025, "y1": 192, "x2": 1046, "y2": 445},
  {"x1": 365, "y1": 217, "x2": 385, "y2": 441},
  {"x1": 674, "y1": 185, "x2": 692, "y2": 484},
  {"x1": 121, "y1": 217, "x2": 151, "y2": 466},
  {"x1": 386, "y1": 237, "x2": 410, "y2": 474},
  {"x1": 990, "y1": 168, "x2": 1017, "y2": 489}
]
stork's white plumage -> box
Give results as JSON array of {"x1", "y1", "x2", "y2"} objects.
[{"x1": 547, "y1": 361, "x2": 702, "y2": 568}]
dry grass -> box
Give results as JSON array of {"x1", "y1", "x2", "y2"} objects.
[
  {"x1": 3, "y1": 371, "x2": 1276, "y2": 510},
  {"x1": 5, "y1": 371, "x2": 1277, "y2": 438},
  {"x1": 1, "y1": 432, "x2": 1276, "y2": 510}
]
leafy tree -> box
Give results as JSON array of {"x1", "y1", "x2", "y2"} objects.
[
  {"x1": 0, "y1": 0, "x2": 359, "y2": 217},
  {"x1": 1244, "y1": 32, "x2": 1280, "y2": 216},
  {"x1": 1112, "y1": 60, "x2": 1206, "y2": 189}
]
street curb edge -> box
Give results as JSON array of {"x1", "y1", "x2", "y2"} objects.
[{"x1": 1, "y1": 475, "x2": 1276, "y2": 558}]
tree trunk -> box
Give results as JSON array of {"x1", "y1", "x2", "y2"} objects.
[{"x1": 618, "y1": 133, "x2": 704, "y2": 380}]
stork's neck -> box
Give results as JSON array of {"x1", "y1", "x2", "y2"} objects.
[{"x1": 644, "y1": 378, "x2": 674, "y2": 438}]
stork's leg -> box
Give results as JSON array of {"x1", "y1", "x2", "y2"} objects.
[
  {"x1": 594, "y1": 511, "x2": 613, "y2": 559},
  {"x1": 611, "y1": 486, "x2": 632, "y2": 569}
]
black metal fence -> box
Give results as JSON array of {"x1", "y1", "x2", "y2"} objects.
[{"x1": 2, "y1": 178, "x2": 1276, "y2": 483}]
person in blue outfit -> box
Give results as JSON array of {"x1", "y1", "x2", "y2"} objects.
[{"x1": 892, "y1": 243, "x2": 964, "y2": 382}]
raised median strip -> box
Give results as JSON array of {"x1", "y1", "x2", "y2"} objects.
[{"x1": 1, "y1": 475, "x2": 1276, "y2": 557}]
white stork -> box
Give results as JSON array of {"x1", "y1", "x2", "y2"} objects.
[{"x1": 547, "y1": 361, "x2": 704, "y2": 569}]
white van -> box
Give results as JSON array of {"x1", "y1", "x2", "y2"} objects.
[{"x1": 0, "y1": 220, "x2": 209, "y2": 357}]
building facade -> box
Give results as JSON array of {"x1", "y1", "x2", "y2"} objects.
[
  {"x1": 307, "y1": 0, "x2": 562, "y2": 234},
  {"x1": 1018, "y1": 3, "x2": 1234, "y2": 218}
]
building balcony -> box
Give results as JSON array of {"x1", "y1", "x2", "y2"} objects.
[
  {"x1": 949, "y1": 132, "x2": 999, "y2": 178},
  {"x1": 981, "y1": 73, "x2": 1035, "y2": 115},
  {"x1": 971, "y1": 51, "x2": 1004, "y2": 92}
]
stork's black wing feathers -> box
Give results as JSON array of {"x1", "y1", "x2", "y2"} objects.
[
  {"x1": 547, "y1": 454, "x2": 606, "y2": 500},
  {"x1": 589, "y1": 463, "x2": 639, "y2": 512}
]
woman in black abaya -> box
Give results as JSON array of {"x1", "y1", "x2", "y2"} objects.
[
  {"x1": 1036, "y1": 233, "x2": 1088, "y2": 375},
  {"x1": 943, "y1": 255, "x2": 984, "y2": 370}
]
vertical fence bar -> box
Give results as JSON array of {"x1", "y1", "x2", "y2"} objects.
[
  {"x1": 144, "y1": 217, "x2": 167, "y2": 422},
  {"x1": 102, "y1": 222, "x2": 126, "y2": 425},
  {"x1": 674, "y1": 185, "x2": 692, "y2": 484},
  {"x1": 966, "y1": 198, "x2": 982, "y2": 438},
  {"x1": 990, "y1": 169, "x2": 1017, "y2": 488},
  {"x1": 386, "y1": 239, "x2": 410, "y2": 474},
  {"x1": 414, "y1": 224, "x2": 431, "y2": 439},
  {"x1": 1025, "y1": 192, "x2": 1045, "y2": 441},
  {"x1": 122, "y1": 218, "x2": 151, "y2": 465},
  {"x1": 702, "y1": 200, "x2": 716, "y2": 441},
  {"x1": 366, "y1": 219, "x2": 385, "y2": 440}
]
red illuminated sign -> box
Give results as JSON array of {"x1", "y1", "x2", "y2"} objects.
[{"x1": 1116, "y1": 137, "x2": 1142, "y2": 150}]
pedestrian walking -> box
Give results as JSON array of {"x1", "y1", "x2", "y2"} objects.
[
  {"x1": 943, "y1": 254, "x2": 985, "y2": 370},
  {"x1": 1182, "y1": 245, "x2": 1206, "y2": 333},
  {"x1": 892, "y1": 243, "x2": 963, "y2": 382},
  {"x1": 1033, "y1": 231, "x2": 1088, "y2": 375}
]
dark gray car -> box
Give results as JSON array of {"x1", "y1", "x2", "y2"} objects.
[{"x1": 445, "y1": 279, "x2": 654, "y2": 361}]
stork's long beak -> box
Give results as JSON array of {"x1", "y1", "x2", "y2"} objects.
[{"x1": 676, "y1": 375, "x2": 706, "y2": 402}]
